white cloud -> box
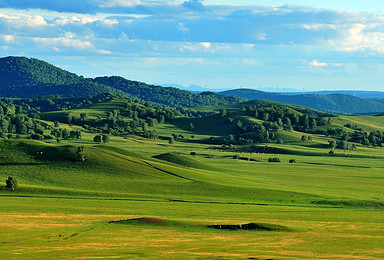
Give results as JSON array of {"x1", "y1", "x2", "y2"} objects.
[
  {"x1": 3, "y1": 35, "x2": 14, "y2": 42},
  {"x1": 336, "y1": 24, "x2": 384, "y2": 53},
  {"x1": 200, "y1": 42, "x2": 211, "y2": 48},
  {"x1": 100, "y1": 0, "x2": 144, "y2": 8},
  {"x1": 31, "y1": 36, "x2": 110, "y2": 54},
  {"x1": 0, "y1": 13, "x2": 47, "y2": 28},
  {"x1": 302, "y1": 24, "x2": 337, "y2": 31},
  {"x1": 34, "y1": 37, "x2": 92, "y2": 49},
  {"x1": 102, "y1": 19, "x2": 119, "y2": 26},
  {"x1": 309, "y1": 60, "x2": 328, "y2": 67}
]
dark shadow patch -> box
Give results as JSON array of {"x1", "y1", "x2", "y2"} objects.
[
  {"x1": 110, "y1": 217, "x2": 168, "y2": 226},
  {"x1": 312, "y1": 200, "x2": 384, "y2": 208},
  {"x1": 208, "y1": 222, "x2": 290, "y2": 231}
]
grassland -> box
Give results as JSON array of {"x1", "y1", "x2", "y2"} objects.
[
  {"x1": 1, "y1": 133, "x2": 384, "y2": 259},
  {"x1": 1, "y1": 100, "x2": 384, "y2": 259}
]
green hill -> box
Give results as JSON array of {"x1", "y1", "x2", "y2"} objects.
[
  {"x1": 93, "y1": 76, "x2": 247, "y2": 107},
  {"x1": 0, "y1": 56, "x2": 247, "y2": 106},
  {"x1": 220, "y1": 89, "x2": 384, "y2": 115},
  {"x1": 0, "y1": 56, "x2": 129, "y2": 98},
  {"x1": 0, "y1": 56, "x2": 81, "y2": 87}
]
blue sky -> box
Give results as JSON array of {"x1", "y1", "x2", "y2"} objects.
[{"x1": 1, "y1": 0, "x2": 384, "y2": 91}]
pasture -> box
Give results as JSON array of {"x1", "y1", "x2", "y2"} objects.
[{"x1": 1, "y1": 134, "x2": 384, "y2": 259}]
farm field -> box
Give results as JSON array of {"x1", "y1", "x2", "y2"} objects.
[{"x1": 1, "y1": 135, "x2": 384, "y2": 259}]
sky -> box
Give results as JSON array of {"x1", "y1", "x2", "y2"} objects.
[{"x1": 1, "y1": 0, "x2": 384, "y2": 91}]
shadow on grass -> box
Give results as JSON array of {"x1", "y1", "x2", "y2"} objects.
[{"x1": 110, "y1": 217, "x2": 292, "y2": 232}]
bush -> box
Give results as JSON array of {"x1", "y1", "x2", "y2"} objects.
[
  {"x1": 190, "y1": 152, "x2": 196, "y2": 156},
  {"x1": 329, "y1": 150, "x2": 335, "y2": 156},
  {"x1": 233, "y1": 154, "x2": 240, "y2": 159},
  {"x1": 5, "y1": 176, "x2": 18, "y2": 190},
  {"x1": 289, "y1": 159, "x2": 296, "y2": 163},
  {"x1": 268, "y1": 157, "x2": 281, "y2": 162},
  {"x1": 30, "y1": 133, "x2": 43, "y2": 140}
]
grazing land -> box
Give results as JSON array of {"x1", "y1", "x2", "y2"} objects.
[{"x1": 1, "y1": 133, "x2": 384, "y2": 259}]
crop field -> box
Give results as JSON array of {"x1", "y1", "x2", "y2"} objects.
[{"x1": 1, "y1": 133, "x2": 384, "y2": 259}]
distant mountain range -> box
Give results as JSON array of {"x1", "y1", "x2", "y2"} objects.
[
  {"x1": 219, "y1": 89, "x2": 384, "y2": 115},
  {"x1": 0, "y1": 56, "x2": 384, "y2": 115},
  {"x1": 163, "y1": 83, "x2": 384, "y2": 100}
]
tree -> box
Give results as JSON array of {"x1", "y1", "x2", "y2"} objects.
[
  {"x1": 310, "y1": 119, "x2": 317, "y2": 130},
  {"x1": 301, "y1": 135, "x2": 307, "y2": 142},
  {"x1": 102, "y1": 134, "x2": 110, "y2": 144},
  {"x1": 189, "y1": 122, "x2": 195, "y2": 130},
  {"x1": 75, "y1": 146, "x2": 88, "y2": 162},
  {"x1": 5, "y1": 176, "x2": 17, "y2": 190},
  {"x1": 80, "y1": 113, "x2": 87, "y2": 120},
  {"x1": 93, "y1": 135, "x2": 102, "y2": 143},
  {"x1": 219, "y1": 109, "x2": 227, "y2": 117}
]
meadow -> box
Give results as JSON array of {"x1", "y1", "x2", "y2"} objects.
[{"x1": 1, "y1": 131, "x2": 384, "y2": 259}]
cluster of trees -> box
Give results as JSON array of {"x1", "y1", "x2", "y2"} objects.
[
  {"x1": 4, "y1": 94, "x2": 116, "y2": 114},
  {"x1": 61, "y1": 98, "x2": 209, "y2": 138},
  {"x1": 66, "y1": 104, "x2": 169, "y2": 137},
  {"x1": 0, "y1": 101, "x2": 51, "y2": 138},
  {"x1": 329, "y1": 140, "x2": 357, "y2": 151},
  {"x1": 326, "y1": 126, "x2": 384, "y2": 147},
  {"x1": 93, "y1": 134, "x2": 110, "y2": 144},
  {"x1": 211, "y1": 106, "x2": 331, "y2": 145},
  {"x1": 243, "y1": 105, "x2": 332, "y2": 133},
  {"x1": 349, "y1": 130, "x2": 383, "y2": 147}
]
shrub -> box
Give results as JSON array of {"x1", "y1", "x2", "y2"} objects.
[
  {"x1": 233, "y1": 154, "x2": 240, "y2": 159},
  {"x1": 5, "y1": 176, "x2": 17, "y2": 190},
  {"x1": 268, "y1": 157, "x2": 281, "y2": 162},
  {"x1": 75, "y1": 146, "x2": 88, "y2": 162},
  {"x1": 190, "y1": 152, "x2": 196, "y2": 156},
  {"x1": 30, "y1": 133, "x2": 43, "y2": 140},
  {"x1": 289, "y1": 159, "x2": 296, "y2": 163}
]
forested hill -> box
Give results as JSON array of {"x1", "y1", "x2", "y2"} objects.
[
  {"x1": 0, "y1": 56, "x2": 82, "y2": 87},
  {"x1": 0, "y1": 56, "x2": 246, "y2": 107},
  {"x1": 0, "y1": 56, "x2": 128, "y2": 98},
  {"x1": 220, "y1": 89, "x2": 384, "y2": 115},
  {"x1": 93, "y1": 76, "x2": 247, "y2": 107}
]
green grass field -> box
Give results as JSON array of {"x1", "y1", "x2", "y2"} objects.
[{"x1": 1, "y1": 134, "x2": 384, "y2": 259}]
